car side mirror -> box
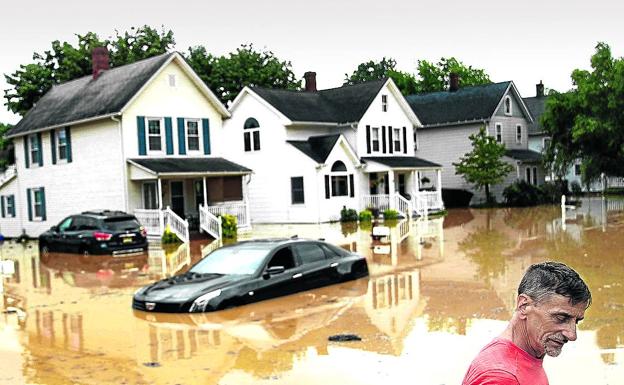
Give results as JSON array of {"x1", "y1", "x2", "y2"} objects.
[
  {"x1": 50, "y1": 225, "x2": 59, "y2": 232},
  {"x1": 263, "y1": 265, "x2": 285, "y2": 279}
]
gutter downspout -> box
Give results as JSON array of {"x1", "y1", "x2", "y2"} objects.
[{"x1": 111, "y1": 115, "x2": 128, "y2": 212}]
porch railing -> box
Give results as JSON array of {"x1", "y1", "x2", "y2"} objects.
[
  {"x1": 200, "y1": 204, "x2": 222, "y2": 240},
  {"x1": 394, "y1": 194, "x2": 412, "y2": 219},
  {"x1": 0, "y1": 164, "x2": 16, "y2": 186},
  {"x1": 361, "y1": 194, "x2": 390, "y2": 212},
  {"x1": 134, "y1": 209, "x2": 163, "y2": 236},
  {"x1": 413, "y1": 191, "x2": 444, "y2": 215},
  {"x1": 607, "y1": 177, "x2": 624, "y2": 189},
  {"x1": 163, "y1": 207, "x2": 190, "y2": 244},
  {"x1": 205, "y1": 201, "x2": 250, "y2": 229}
]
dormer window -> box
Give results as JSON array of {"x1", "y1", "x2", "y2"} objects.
[
  {"x1": 382, "y1": 95, "x2": 388, "y2": 112},
  {"x1": 516, "y1": 125, "x2": 522, "y2": 144},
  {"x1": 244, "y1": 118, "x2": 260, "y2": 152},
  {"x1": 504, "y1": 96, "x2": 512, "y2": 116}
]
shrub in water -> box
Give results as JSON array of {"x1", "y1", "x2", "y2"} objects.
[
  {"x1": 503, "y1": 180, "x2": 545, "y2": 207},
  {"x1": 541, "y1": 180, "x2": 569, "y2": 204},
  {"x1": 383, "y1": 209, "x2": 400, "y2": 220},
  {"x1": 359, "y1": 210, "x2": 373, "y2": 222},
  {"x1": 221, "y1": 214, "x2": 238, "y2": 238},
  {"x1": 162, "y1": 224, "x2": 181, "y2": 244},
  {"x1": 340, "y1": 206, "x2": 358, "y2": 222},
  {"x1": 570, "y1": 181, "x2": 583, "y2": 196}
]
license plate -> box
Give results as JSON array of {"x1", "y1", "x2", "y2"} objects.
[{"x1": 122, "y1": 238, "x2": 133, "y2": 244}]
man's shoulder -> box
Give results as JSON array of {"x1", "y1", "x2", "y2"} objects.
[
  {"x1": 464, "y1": 369, "x2": 519, "y2": 385},
  {"x1": 462, "y1": 339, "x2": 521, "y2": 385}
]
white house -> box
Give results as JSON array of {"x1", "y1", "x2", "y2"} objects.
[
  {"x1": 221, "y1": 73, "x2": 444, "y2": 224},
  {"x1": 407, "y1": 76, "x2": 544, "y2": 205},
  {"x1": 0, "y1": 49, "x2": 252, "y2": 241}
]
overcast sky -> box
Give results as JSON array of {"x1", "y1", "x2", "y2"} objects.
[{"x1": 1, "y1": 0, "x2": 622, "y2": 124}]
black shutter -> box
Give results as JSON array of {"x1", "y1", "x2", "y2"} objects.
[
  {"x1": 388, "y1": 126, "x2": 394, "y2": 154},
  {"x1": 23, "y1": 136, "x2": 30, "y2": 168},
  {"x1": 403, "y1": 126, "x2": 407, "y2": 154},
  {"x1": 366, "y1": 125, "x2": 371, "y2": 154},
  {"x1": 349, "y1": 174, "x2": 354, "y2": 197},
  {"x1": 50, "y1": 131, "x2": 57, "y2": 164},
  {"x1": 1, "y1": 196, "x2": 5, "y2": 218},
  {"x1": 9, "y1": 195, "x2": 15, "y2": 217},
  {"x1": 137, "y1": 116, "x2": 147, "y2": 155},
  {"x1": 40, "y1": 187, "x2": 46, "y2": 221},
  {"x1": 36, "y1": 133, "x2": 43, "y2": 166},
  {"x1": 202, "y1": 118, "x2": 211, "y2": 154},
  {"x1": 26, "y1": 188, "x2": 32, "y2": 221},
  {"x1": 164, "y1": 117, "x2": 174, "y2": 155},
  {"x1": 382, "y1": 126, "x2": 386, "y2": 153},
  {"x1": 177, "y1": 118, "x2": 186, "y2": 155},
  {"x1": 66, "y1": 127, "x2": 72, "y2": 162},
  {"x1": 325, "y1": 175, "x2": 330, "y2": 199}
]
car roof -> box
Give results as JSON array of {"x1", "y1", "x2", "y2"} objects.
[
  {"x1": 79, "y1": 210, "x2": 134, "y2": 219},
  {"x1": 226, "y1": 237, "x2": 325, "y2": 248}
]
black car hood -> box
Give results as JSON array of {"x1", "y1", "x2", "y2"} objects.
[{"x1": 140, "y1": 274, "x2": 246, "y2": 302}]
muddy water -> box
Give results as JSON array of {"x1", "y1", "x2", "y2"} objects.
[{"x1": 1, "y1": 196, "x2": 623, "y2": 385}]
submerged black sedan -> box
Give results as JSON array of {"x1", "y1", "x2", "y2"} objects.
[{"x1": 132, "y1": 238, "x2": 369, "y2": 313}]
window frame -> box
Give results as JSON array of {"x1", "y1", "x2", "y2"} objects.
[
  {"x1": 146, "y1": 117, "x2": 165, "y2": 154},
  {"x1": 329, "y1": 161, "x2": 350, "y2": 197},
  {"x1": 381, "y1": 94, "x2": 388, "y2": 112},
  {"x1": 371, "y1": 127, "x2": 380, "y2": 152},
  {"x1": 56, "y1": 128, "x2": 68, "y2": 162},
  {"x1": 574, "y1": 164, "x2": 582, "y2": 176},
  {"x1": 504, "y1": 96, "x2": 512, "y2": 116},
  {"x1": 393, "y1": 127, "x2": 401, "y2": 152},
  {"x1": 142, "y1": 182, "x2": 158, "y2": 209},
  {"x1": 31, "y1": 188, "x2": 45, "y2": 221},
  {"x1": 243, "y1": 117, "x2": 261, "y2": 152},
  {"x1": 185, "y1": 118, "x2": 202, "y2": 153},
  {"x1": 291, "y1": 176, "x2": 305, "y2": 205},
  {"x1": 6, "y1": 195, "x2": 14, "y2": 217},
  {"x1": 516, "y1": 125, "x2": 522, "y2": 144},
  {"x1": 29, "y1": 134, "x2": 40, "y2": 167},
  {"x1": 526, "y1": 167, "x2": 531, "y2": 184},
  {"x1": 495, "y1": 123, "x2": 503, "y2": 143}
]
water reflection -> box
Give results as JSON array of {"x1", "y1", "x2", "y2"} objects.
[{"x1": 1, "y1": 197, "x2": 623, "y2": 384}]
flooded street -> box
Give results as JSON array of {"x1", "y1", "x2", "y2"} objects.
[{"x1": 1, "y1": 196, "x2": 623, "y2": 385}]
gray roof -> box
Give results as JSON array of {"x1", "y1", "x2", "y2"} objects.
[
  {"x1": 287, "y1": 134, "x2": 341, "y2": 163},
  {"x1": 405, "y1": 82, "x2": 511, "y2": 127},
  {"x1": 361, "y1": 156, "x2": 441, "y2": 169},
  {"x1": 7, "y1": 52, "x2": 175, "y2": 137},
  {"x1": 129, "y1": 157, "x2": 251, "y2": 174},
  {"x1": 505, "y1": 149, "x2": 543, "y2": 163},
  {"x1": 523, "y1": 96, "x2": 547, "y2": 135},
  {"x1": 251, "y1": 79, "x2": 386, "y2": 123}
]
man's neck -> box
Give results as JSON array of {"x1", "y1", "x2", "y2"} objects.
[{"x1": 500, "y1": 313, "x2": 544, "y2": 359}]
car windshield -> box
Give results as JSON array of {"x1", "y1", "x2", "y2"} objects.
[
  {"x1": 103, "y1": 217, "x2": 141, "y2": 231},
  {"x1": 189, "y1": 244, "x2": 274, "y2": 275}
]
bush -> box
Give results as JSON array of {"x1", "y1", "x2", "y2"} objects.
[
  {"x1": 383, "y1": 209, "x2": 400, "y2": 220},
  {"x1": 340, "y1": 206, "x2": 358, "y2": 222},
  {"x1": 442, "y1": 188, "x2": 474, "y2": 208},
  {"x1": 503, "y1": 180, "x2": 545, "y2": 207},
  {"x1": 570, "y1": 181, "x2": 583, "y2": 196},
  {"x1": 359, "y1": 210, "x2": 373, "y2": 222},
  {"x1": 221, "y1": 214, "x2": 237, "y2": 238},
  {"x1": 162, "y1": 224, "x2": 182, "y2": 244},
  {"x1": 541, "y1": 180, "x2": 569, "y2": 204}
]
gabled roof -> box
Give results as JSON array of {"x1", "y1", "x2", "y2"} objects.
[
  {"x1": 128, "y1": 157, "x2": 251, "y2": 175},
  {"x1": 505, "y1": 149, "x2": 543, "y2": 163},
  {"x1": 406, "y1": 82, "x2": 512, "y2": 127},
  {"x1": 7, "y1": 52, "x2": 229, "y2": 138},
  {"x1": 523, "y1": 96, "x2": 548, "y2": 135},
  {"x1": 287, "y1": 134, "x2": 341, "y2": 163},
  {"x1": 248, "y1": 79, "x2": 387, "y2": 124},
  {"x1": 361, "y1": 156, "x2": 441, "y2": 169}
]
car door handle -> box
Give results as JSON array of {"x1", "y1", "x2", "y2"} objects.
[
  {"x1": 292, "y1": 273, "x2": 303, "y2": 279},
  {"x1": 330, "y1": 262, "x2": 339, "y2": 268}
]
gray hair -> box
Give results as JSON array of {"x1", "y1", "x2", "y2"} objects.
[{"x1": 518, "y1": 262, "x2": 591, "y2": 307}]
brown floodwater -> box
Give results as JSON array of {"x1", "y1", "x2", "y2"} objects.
[{"x1": 1, "y1": 196, "x2": 623, "y2": 385}]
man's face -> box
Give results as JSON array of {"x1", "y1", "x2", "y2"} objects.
[{"x1": 524, "y1": 294, "x2": 587, "y2": 357}]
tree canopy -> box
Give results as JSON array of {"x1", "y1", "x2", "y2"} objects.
[
  {"x1": 4, "y1": 26, "x2": 175, "y2": 116},
  {"x1": 0, "y1": 122, "x2": 13, "y2": 168},
  {"x1": 344, "y1": 56, "x2": 491, "y2": 94},
  {"x1": 542, "y1": 42, "x2": 624, "y2": 183},
  {"x1": 185, "y1": 44, "x2": 301, "y2": 105},
  {"x1": 453, "y1": 126, "x2": 514, "y2": 203}
]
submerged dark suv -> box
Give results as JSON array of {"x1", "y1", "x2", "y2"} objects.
[{"x1": 39, "y1": 210, "x2": 148, "y2": 255}]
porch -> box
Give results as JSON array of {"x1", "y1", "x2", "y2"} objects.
[
  {"x1": 360, "y1": 157, "x2": 444, "y2": 218},
  {"x1": 128, "y1": 158, "x2": 252, "y2": 242}
]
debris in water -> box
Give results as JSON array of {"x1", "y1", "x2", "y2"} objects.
[
  {"x1": 328, "y1": 334, "x2": 362, "y2": 342},
  {"x1": 142, "y1": 362, "x2": 161, "y2": 367}
]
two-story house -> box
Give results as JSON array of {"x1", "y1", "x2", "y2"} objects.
[
  {"x1": 222, "y1": 73, "x2": 444, "y2": 224},
  {"x1": 407, "y1": 75, "x2": 544, "y2": 204},
  {"x1": 0, "y1": 49, "x2": 251, "y2": 241}
]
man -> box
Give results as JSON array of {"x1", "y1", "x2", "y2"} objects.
[{"x1": 462, "y1": 262, "x2": 591, "y2": 385}]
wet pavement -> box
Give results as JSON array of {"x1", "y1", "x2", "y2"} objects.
[{"x1": 1, "y1": 196, "x2": 623, "y2": 384}]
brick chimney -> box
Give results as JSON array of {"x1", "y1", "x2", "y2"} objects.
[
  {"x1": 304, "y1": 71, "x2": 317, "y2": 92},
  {"x1": 92, "y1": 47, "x2": 110, "y2": 79},
  {"x1": 536, "y1": 80, "x2": 545, "y2": 97},
  {"x1": 449, "y1": 73, "x2": 459, "y2": 92}
]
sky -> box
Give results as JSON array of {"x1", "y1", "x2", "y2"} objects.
[{"x1": 1, "y1": 0, "x2": 623, "y2": 124}]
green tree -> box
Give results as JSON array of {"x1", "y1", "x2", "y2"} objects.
[
  {"x1": 4, "y1": 26, "x2": 175, "y2": 115},
  {"x1": 343, "y1": 57, "x2": 419, "y2": 95},
  {"x1": 453, "y1": 126, "x2": 514, "y2": 203},
  {"x1": 0, "y1": 122, "x2": 13, "y2": 169},
  {"x1": 186, "y1": 44, "x2": 301, "y2": 105},
  {"x1": 542, "y1": 42, "x2": 624, "y2": 184}
]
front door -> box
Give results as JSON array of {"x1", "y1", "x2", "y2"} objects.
[{"x1": 170, "y1": 181, "x2": 185, "y2": 218}]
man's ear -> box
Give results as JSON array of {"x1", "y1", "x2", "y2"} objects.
[{"x1": 516, "y1": 294, "x2": 532, "y2": 319}]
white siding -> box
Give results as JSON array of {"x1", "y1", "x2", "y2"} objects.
[
  {"x1": 0, "y1": 177, "x2": 22, "y2": 237},
  {"x1": 14, "y1": 119, "x2": 124, "y2": 237}
]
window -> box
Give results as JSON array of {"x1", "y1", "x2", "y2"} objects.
[
  {"x1": 57, "y1": 129, "x2": 68, "y2": 161},
  {"x1": 29, "y1": 134, "x2": 40, "y2": 166},
  {"x1": 504, "y1": 96, "x2": 512, "y2": 115},
  {"x1": 526, "y1": 167, "x2": 531, "y2": 184},
  {"x1": 244, "y1": 118, "x2": 260, "y2": 152},
  {"x1": 143, "y1": 182, "x2": 158, "y2": 209},
  {"x1": 331, "y1": 161, "x2": 349, "y2": 197},
  {"x1": 147, "y1": 118, "x2": 163, "y2": 152},
  {"x1": 291, "y1": 177, "x2": 304, "y2": 204},
  {"x1": 516, "y1": 125, "x2": 522, "y2": 144},
  {"x1": 28, "y1": 187, "x2": 46, "y2": 221},
  {"x1": 574, "y1": 164, "x2": 581, "y2": 176},
  {"x1": 294, "y1": 243, "x2": 326, "y2": 264},
  {"x1": 382, "y1": 95, "x2": 388, "y2": 112},
  {"x1": 1, "y1": 195, "x2": 15, "y2": 218},
  {"x1": 371, "y1": 127, "x2": 380, "y2": 152},
  {"x1": 267, "y1": 247, "x2": 296, "y2": 270},
  {"x1": 186, "y1": 120, "x2": 200, "y2": 152},
  {"x1": 533, "y1": 167, "x2": 538, "y2": 185},
  {"x1": 58, "y1": 217, "x2": 73, "y2": 232},
  {"x1": 495, "y1": 124, "x2": 503, "y2": 143},
  {"x1": 393, "y1": 127, "x2": 401, "y2": 151}
]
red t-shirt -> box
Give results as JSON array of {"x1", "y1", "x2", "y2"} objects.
[{"x1": 462, "y1": 338, "x2": 549, "y2": 385}]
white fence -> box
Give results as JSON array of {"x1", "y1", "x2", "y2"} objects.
[
  {"x1": 394, "y1": 195, "x2": 412, "y2": 219},
  {"x1": 361, "y1": 194, "x2": 390, "y2": 212},
  {"x1": 163, "y1": 207, "x2": 190, "y2": 243},
  {"x1": 205, "y1": 201, "x2": 250, "y2": 229},
  {"x1": 200, "y1": 204, "x2": 222, "y2": 240},
  {"x1": 135, "y1": 207, "x2": 189, "y2": 243}
]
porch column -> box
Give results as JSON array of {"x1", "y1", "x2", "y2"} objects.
[
  {"x1": 157, "y1": 178, "x2": 163, "y2": 209},
  {"x1": 388, "y1": 170, "x2": 396, "y2": 210},
  {"x1": 202, "y1": 176, "x2": 208, "y2": 207},
  {"x1": 436, "y1": 169, "x2": 443, "y2": 208}
]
